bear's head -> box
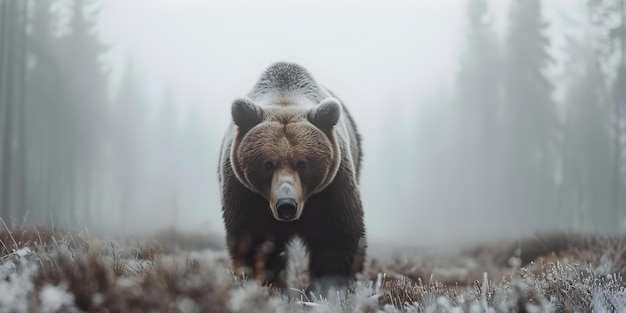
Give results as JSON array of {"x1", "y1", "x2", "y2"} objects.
[{"x1": 229, "y1": 97, "x2": 342, "y2": 221}]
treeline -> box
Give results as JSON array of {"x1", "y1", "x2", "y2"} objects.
[
  {"x1": 0, "y1": 0, "x2": 218, "y2": 233},
  {"x1": 1, "y1": 0, "x2": 624, "y2": 236},
  {"x1": 400, "y1": 0, "x2": 626, "y2": 234}
]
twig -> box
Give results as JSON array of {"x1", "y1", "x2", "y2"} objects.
[{"x1": 0, "y1": 216, "x2": 18, "y2": 250}]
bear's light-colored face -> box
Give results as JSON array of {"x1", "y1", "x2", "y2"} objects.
[{"x1": 230, "y1": 98, "x2": 342, "y2": 221}]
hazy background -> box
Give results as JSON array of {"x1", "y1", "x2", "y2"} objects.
[{"x1": 0, "y1": 0, "x2": 625, "y2": 247}]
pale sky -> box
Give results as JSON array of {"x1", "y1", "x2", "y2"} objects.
[
  {"x1": 98, "y1": 0, "x2": 466, "y2": 118},
  {"x1": 96, "y1": 0, "x2": 583, "y2": 244},
  {"x1": 97, "y1": 0, "x2": 579, "y2": 119}
]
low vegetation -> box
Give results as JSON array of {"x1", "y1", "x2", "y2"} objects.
[{"x1": 0, "y1": 227, "x2": 624, "y2": 312}]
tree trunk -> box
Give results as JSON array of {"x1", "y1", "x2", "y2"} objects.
[
  {"x1": 83, "y1": 170, "x2": 92, "y2": 227},
  {"x1": 617, "y1": 0, "x2": 625, "y2": 229},
  {"x1": 14, "y1": 0, "x2": 27, "y2": 226},
  {"x1": 1, "y1": 0, "x2": 16, "y2": 224},
  {"x1": 619, "y1": 0, "x2": 626, "y2": 70},
  {"x1": 0, "y1": 0, "x2": 9, "y2": 219}
]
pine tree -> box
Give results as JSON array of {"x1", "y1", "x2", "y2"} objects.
[
  {"x1": 26, "y1": 0, "x2": 63, "y2": 225},
  {"x1": 55, "y1": 0, "x2": 108, "y2": 227},
  {"x1": 155, "y1": 89, "x2": 180, "y2": 230},
  {"x1": 0, "y1": 0, "x2": 29, "y2": 226},
  {"x1": 560, "y1": 32, "x2": 614, "y2": 232},
  {"x1": 588, "y1": 0, "x2": 626, "y2": 230},
  {"x1": 455, "y1": 0, "x2": 501, "y2": 219},
  {"x1": 457, "y1": 0, "x2": 499, "y2": 129},
  {"x1": 502, "y1": 0, "x2": 558, "y2": 228},
  {"x1": 113, "y1": 61, "x2": 145, "y2": 230}
]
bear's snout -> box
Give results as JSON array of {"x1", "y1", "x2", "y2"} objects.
[
  {"x1": 271, "y1": 172, "x2": 303, "y2": 221},
  {"x1": 276, "y1": 198, "x2": 298, "y2": 221}
]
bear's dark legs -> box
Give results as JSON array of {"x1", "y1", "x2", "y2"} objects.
[
  {"x1": 257, "y1": 238, "x2": 287, "y2": 288},
  {"x1": 227, "y1": 232, "x2": 287, "y2": 288},
  {"x1": 307, "y1": 273, "x2": 349, "y2": 300},
  {"x1": 305, "y1": 236, "x2": 365, "y2": 298},
  {"x1": 226, "y1": 232, "x2": 254, "y2": 278}
]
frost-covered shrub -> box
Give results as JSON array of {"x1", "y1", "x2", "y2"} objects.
[{"x1": 0, "y1": 229, "x2": 623, "y2": 312}]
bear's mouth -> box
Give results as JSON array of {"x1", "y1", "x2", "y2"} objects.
[{"x1": 274, "y1": 198, "x2": 299, "y2": 222}]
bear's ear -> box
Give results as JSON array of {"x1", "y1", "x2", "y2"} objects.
[
  {"x1": 232, "y1": 97, "x2": 263, "y2": 131},
  {"x1": 308, "y1": 97, "x2": 340, "y2": 132}
]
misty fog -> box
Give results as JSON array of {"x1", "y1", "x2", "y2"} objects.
[{"x1": 1, "y1": 0, "x2": 625, "y2": 249}]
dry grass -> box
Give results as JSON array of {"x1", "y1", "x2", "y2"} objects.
[
  {"x1": 0, "y1": 227, "x2": 624, "y2": 312},
  {"x1": 0, "y1": 227, "x2": 232, "y2": 313},
  {"x1": 145, "y1": 228, "x2": 226, "y2": 253}
]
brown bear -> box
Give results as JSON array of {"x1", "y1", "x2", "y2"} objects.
[{"x1": 218, "y1": 62, "x2": 366, "y2": 296}]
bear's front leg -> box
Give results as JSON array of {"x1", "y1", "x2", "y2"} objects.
[
  {"x1": 226, "y1": 232, "x2": 255, "y2": 278},
  {"x1": 227, "y1": 232, "x2": 287, "y2": 288},
  {"x1": 305, "y1": 235, "x2": 366, "y2": 298}
]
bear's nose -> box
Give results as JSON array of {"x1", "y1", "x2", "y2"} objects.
[{"x1": 276, "y1": 198, "x2": 298, "y2": 221}]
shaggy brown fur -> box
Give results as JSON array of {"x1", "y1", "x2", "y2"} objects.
[{"x1": 218, "y1": 62, "x2": 366, "y2": 295}]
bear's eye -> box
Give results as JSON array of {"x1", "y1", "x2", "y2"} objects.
[
  {"x1": 296, "y1": 161, "x2": 306, "y2": 169},
  {"x1": 264, "y1": 161, "x2": 275, "y2": 170}
]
